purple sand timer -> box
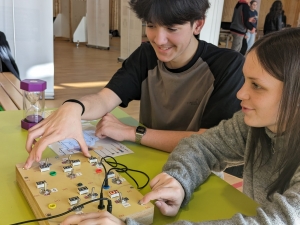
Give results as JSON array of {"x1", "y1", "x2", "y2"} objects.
[{"x1": 20, "y1": 79, "x2": 47, "y2": 130}]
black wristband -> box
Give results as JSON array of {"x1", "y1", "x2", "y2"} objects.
[{"x1": 63, "y1": 99, "x2": 85, "y2": 115}]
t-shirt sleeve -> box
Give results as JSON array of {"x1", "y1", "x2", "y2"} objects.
[
  {"x1": 200, "y1": 49, "x2": 244, "y2": 129},
  {"x1": 105, "y1": 43, "x2": 156, "y2": 107},
  {"x1": 242, "y1": 4, "x2": 254, "y2": 30}
]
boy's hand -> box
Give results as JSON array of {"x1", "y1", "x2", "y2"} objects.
[
  {"x1": 95, "y1": 113, "x2": 135, "y2": 142},
  {"x1": 24, "y1": 103, "x2": 90, "y2": 169}
]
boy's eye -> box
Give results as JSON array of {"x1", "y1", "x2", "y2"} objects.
[{"x1": 167, "y1": 27, "x2": 177, "y2": 31}]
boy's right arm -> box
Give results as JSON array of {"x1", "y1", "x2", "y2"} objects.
[{"x1": 24, "y1": 88, "x2": 122, "y2": 169}]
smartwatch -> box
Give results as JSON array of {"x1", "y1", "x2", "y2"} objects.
[{"x1": 135, "y1": 126, "x2": 146, "y2": 144}]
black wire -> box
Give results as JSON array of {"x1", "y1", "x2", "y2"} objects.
[
  {"x1": 127, "y1": 168, "x2": 150, "y2": 189},
  {"x1": 101, "y1": 156, "x2": 150, "y2": 190},
  {"x1": 11, "y1": 197, "x2": 110, "y2": 225}
]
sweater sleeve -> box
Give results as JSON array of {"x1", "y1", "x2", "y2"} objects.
[
  {"x1": 163, "y1": 111, "x2": 248, "y2": 206},
  {"x1": 126, "y1": 115, "x2": 300, "y2": 224},
  {"x1": 161, "y1": 166, "x2": 300, "y2": 225}
]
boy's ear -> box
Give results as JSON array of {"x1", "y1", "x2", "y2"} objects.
[{"x1": 193, "y1": 19, "x2": 205, "y2": 35}]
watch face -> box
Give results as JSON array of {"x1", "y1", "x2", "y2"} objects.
[{"x1": 136, "y1": 126, "x2": 146, "y2": 134}]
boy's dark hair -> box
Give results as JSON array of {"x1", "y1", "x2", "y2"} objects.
[{"x1": 129, "y1": 0, "x2": 210, "y2": 39}]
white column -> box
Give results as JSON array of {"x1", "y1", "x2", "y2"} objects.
[{"x1": 200, "y1": 0, "x2": 224, "y2": 46}]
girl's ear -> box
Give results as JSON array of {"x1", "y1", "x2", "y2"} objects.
[{"x1": 193, "y1": 19, "x2": 205, "y2": 36}]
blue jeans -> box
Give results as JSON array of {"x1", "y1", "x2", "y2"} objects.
[{"x1": 246, "y1": 31, "x2": 256, "y2": 51}]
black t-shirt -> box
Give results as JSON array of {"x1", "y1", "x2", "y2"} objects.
[{"x1": 106, "y1": 40, "x2": 244, "y2": 131}]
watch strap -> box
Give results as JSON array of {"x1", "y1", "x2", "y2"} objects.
[{"x1": 135, "y1": 126, "x2": 146, "y2": 144}]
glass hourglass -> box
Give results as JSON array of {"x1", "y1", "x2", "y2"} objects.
[{"x1": 20, "y1": 79, "x2": 47, "y2": 130}]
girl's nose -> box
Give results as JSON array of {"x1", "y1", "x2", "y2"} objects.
[{"x1": 237, "y1": 83, "x2": 250, "y2": 100}]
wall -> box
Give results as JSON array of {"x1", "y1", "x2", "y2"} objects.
[{"x1": 0, "y1": 0, "x2": 54, "y2": 99}]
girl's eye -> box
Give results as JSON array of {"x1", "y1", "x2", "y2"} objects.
[
  {"x1": 146, "y1": 24, "x2": 154, "y2": 28},
  {"x1": 252, "y1": 82, "x2": 261, "y2": 89}
]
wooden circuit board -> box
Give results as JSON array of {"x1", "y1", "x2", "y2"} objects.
[{"x1": 16, "y1": 151, "x2": 154, "y2": 225}]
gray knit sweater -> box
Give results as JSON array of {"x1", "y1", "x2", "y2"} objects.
[{"x1": 126, "y1": 111, "x2": 300, "y2": 225}]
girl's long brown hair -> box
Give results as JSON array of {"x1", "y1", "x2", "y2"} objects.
[{"x1": 246, "y1": 28, "x2": 300, "y2": 199}]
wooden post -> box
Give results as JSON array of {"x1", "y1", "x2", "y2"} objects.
[
  {"x1": 69, "y1": 0, "x2": 73, "y2": 41},
  {"x1": 294, "y1": 2, "x2": 300, "y2": 27}
]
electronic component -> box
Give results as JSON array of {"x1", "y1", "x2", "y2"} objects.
[
  {"x1": 71, "y1": 159, "x2": 81, "y2": 166},
  {"x1": 88, "y1": 156, "x2": 97, "y2": 163},
  {"x1": 115, "y1": 192, "x2": 131, "y2": 207},
  {"x1": 39, "y1": 181, "x2": 51, "y2": 196},
  {"x1": 67, "y1": 168, "x2": 76, "y2": 179},
  {"x1": 96, "y1": 157, "x2": 103, "y2": 168},
  {"x1": 77, "y1": 186, "x2": 89, "y2": 195},
  {"x1": 63, "y1": 165, "x2": 73, "y2": 173},
  {"x1": 36, "y1": 180, "x2": 46, "y2": 189},
  {"x1": 72, "y1": 198, "x2": 84, "y2": 211},
  {"x1": 67, "y1": 155, "x2": 72, "y2": 164},
  {"x1": 68, "y1": 196, "x2": 80, "y2": 206},
  {"x1": 85, "y1": 187, "x2": 98, "y2": 199},
  {"x1": 122, "y1": 202, "x2": 131, "y2": 207},
  {"x1": 112, "y1": 176, "x2": 122, "y2": 185},
  {"x1": 108, "y1": 190, "x2": 119, "y2": 198},
  {"x1": 50, "y1": 188, "x2": 58, "y2": 192},
  {"x1": 39, "y1": 158, "x2": 50, "y2": 172},
  {"x1": 107, "y1": 171, "x2": 115, "y2": 178},
  {"x1": 49, "y1": 171, "x2": 57, "y2": 176},
  {"x1": 48, "y1": 203, "x2": 56, "y2": 209},
  {"x1": 39, "y1": 164, "x2": 50, "y2": 172}
]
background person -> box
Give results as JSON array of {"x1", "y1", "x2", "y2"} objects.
[
  {"x1": 61, "y1": 27, "x2": 300, "y2": 225},
  {"x1": 230, "y1": 0, "x2": 255, "y2": 52},
  {"x1": 0, "y1": 31, "x2": 20, "y2": 80},
  {"x1": 282, "y1": 10, "x2": 287, "y2": 28},
  {"x1": 246, "y1": 0, "x2": 258, "y2": 51},
  {"x1": 263, "y1": 0, "x2": 283, "y2": 35}
]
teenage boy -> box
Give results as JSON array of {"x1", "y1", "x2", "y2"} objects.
[{"x1": 24, "y1": 0, "x2": 245, "y2": 171}]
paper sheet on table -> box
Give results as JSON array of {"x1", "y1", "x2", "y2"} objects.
[{"x1": 48, "y1": 123, "x2": 133, "y2": 158}]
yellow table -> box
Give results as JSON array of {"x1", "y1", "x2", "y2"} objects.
[{"x1": 0, "y1": 108, "x2": 258, "y2": 225}]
